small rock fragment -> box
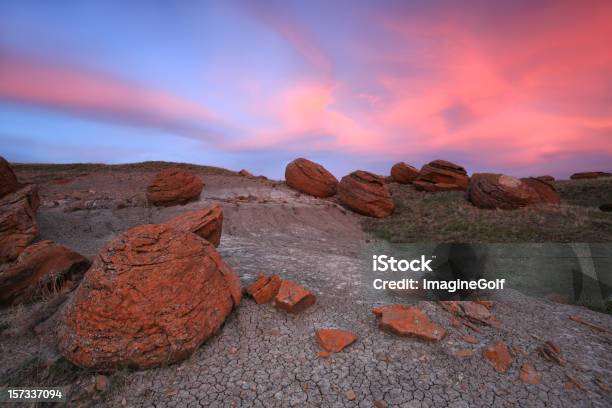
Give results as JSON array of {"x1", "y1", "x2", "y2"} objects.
[
  {"x1": 372, "y1": 304, "x2": 447, "y2": 341},
  {"x1": 345, "y1": 389, "x2": 356, "y2": 401},
  {"x1": 519, "y1": 363, "x2": 542, "y2": 385},
  {"x1": 482, "y1": 341, "x2": 513, "y2": 373},
  {"x1": 273, "y1": 280, "x2": 316, "y2": 313},
  {"x1": 246, "y1": 274, "x2": 282, "y2": 304},
  {"x1": 462, "y1": 335, "x2": 479, "y2": 344},
  {"x1": 315, "y1": 328, "x2": 358, "y2": 353},
  {"x1": 94, "y1": 375, "x2": 109, "y2": 392},
  {"x1": 454, "y1": 349, "x2": 474, "y2": 359},
  {"x1": 539, "y1": 341, "x2": 564, "y2": 365}
]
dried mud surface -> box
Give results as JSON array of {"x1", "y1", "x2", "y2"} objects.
[{"x1": 1, "y1": 163, "x2": 611, "y2": 407}]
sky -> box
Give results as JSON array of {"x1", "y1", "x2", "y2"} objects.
[{"x1": 1, "y1": 0, "x2": 611, "y2": 179}]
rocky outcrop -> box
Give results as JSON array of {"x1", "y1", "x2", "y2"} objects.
[
  {"x1": 536, "y1": 175, "x2": 555, "y2": 183},
  {"x1": 338, "y1": 171, "x2": 394, "y2": 218},
  {"x1": 146, "y1": 168, "x2": 204, "y2": 206},
  {"x1": 0, "y1": 185, "x2": 40, "y2": 263},
  {"x1": 570, "y1": 171, "x2": 611, "y2": 180},
  {"x1": 414, "y1": 160, "x2": 469, "y2": 192},
  {"x1": 163, "y1": 205, "x2": 223, "y2": 247},
  {"x1": 274, "y1": 280, "x2": 316, "y2": 313},
  {"x1": 57, "y1": 224, "x2": 241, "y2": 370},
  {"x1": 468, "y1": 173, "x2": 541, "y2": 209},
  {"x1": 521, "y1": 177, "x2": 561, "y2": 204},
  {"x1": 390, "y1": 162, "x2": 419, "y2": 184},
  {"x1": 315, "y1": 328, "x2": 358, "y2": 353},
  {"x1": 285, "y1": 158, "x2": 338, "y2": 198},
  {"x1": 0, "y1": 156, "x2": 19, "y2": 199},
  {"x1": 246, "y1": 274, "x2": 281, "y2": 304},
  {"x1": 372, "y1": 305, "x2": 446, "y2": 341},
  {"x1": 482, "y1": 341, "x2": 512, "y2": 373},
  {"x1": 0, "y1": 240, "x2": 90, "y2": 305}
]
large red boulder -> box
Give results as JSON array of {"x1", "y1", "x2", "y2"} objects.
[
  {"x1": 521, "y1": 177, "x2": 561, "y2": 204},
  {"x1": 146, "y1": 168, "x2": 204, "y2": 206},
  {"x1": 285, "y1": 158, "x2": 338, "y2": 198},
  {"x1": 163, "y1": 205, "x2": 223, "y2": 247},
  {"x1": 0, "y1": 156, "x2": 19, "y2": 199},
  {"x1": 570, "y1": 171, "x2": 611, "y2": 180},
  {"x1": 338, "y1": 171, "x2": 394, "y2": 218},
  {"x1": 57, "y1": 224, "x2": 241, "y2": 370},
  {"x1": 372, "y1": 305, "x2": 446, "y2": 341},
  {"x1": 468, "y1": 173, "x2": 541, "y2": 209},
  {"x1": 414, "y1": 160, "x2": 469, "y2": 192},
  {"x1": 0, "y1": 240, "x2": 90, "y2": 306},
  {"x1": 390, "y1": 162, "x2": 419, "y2": 184},
  {"x1": 0, "y1": 185, "x2": 40, "y2": 263}
]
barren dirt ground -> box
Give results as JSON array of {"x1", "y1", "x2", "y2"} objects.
[{"x1": 1, "y1": 163, "x2": 611, "y2": 407}]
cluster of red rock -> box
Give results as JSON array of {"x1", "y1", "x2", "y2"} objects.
[
  {"x1": 0, "y1": 157, "x2": 91, "y2": 306},
  {"x1": 246, "y1": 273, "x2": 316, "y2": 313}
]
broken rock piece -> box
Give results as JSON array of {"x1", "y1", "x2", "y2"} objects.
[
  {"x1": 315, "y1": 328, "x2": 358, "y2": 353},
  {"x1": 372, "y1": 304, "x2": 447, "y2": 341},
  {"x1": 519, "y1": 363, "x2": 542, "y2": 385},
  {"x1": 482, "y1": 341, "x2": 513, "y2": 373},
  {"x1": 246, "y1": 274, "x2": 282, "y2": 304},
  {"x1": 274, "y1": 280, "x2": 316, "y2": 313}
]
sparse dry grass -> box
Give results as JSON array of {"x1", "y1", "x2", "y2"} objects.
[{"x1": 363, "y1": 179, "x2": 612, "y2": 243}]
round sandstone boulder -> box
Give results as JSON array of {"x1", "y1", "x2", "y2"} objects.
[
  {"x1": 468, "y1": 173, "x2": 540, "y2": 209},
  {"x1": 285, "y1": 158, "x2": 338, "y2": 198},
  {"x1": 146, "y1": 168, "x2": 203, "y2": 206},
  {"x1": 390, "y1": 162, "x2": 419, "y2": 184},
  {"x1": 338, "y1": 170, "x2": 394, "y2": 218}
]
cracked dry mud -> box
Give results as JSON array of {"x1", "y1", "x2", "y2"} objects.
[{"x1": 2, "y1": 166, "x2": 612, "y2": 407}]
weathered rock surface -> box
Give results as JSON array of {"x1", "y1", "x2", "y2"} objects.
[
  {"x1": 372, "y1": 305, "x2": 446, "y2": 341},
  {"x1": 338, "y1": 170, "x2": 394, "y2": 218},
  {"x1": 570, "y1": 171, "x2": 611, "y2": 180},
  {"x1": 390, "y1": 162, "x2": 419, "y2": 184},
  {"x1": 536, "y1": 175, "x2": 555, "y2": 183},
  {"x1": 0, "y1": 240, "x2": 90, "y2": 305},
  {"x1": 315, "y1": 328, "x2": 358, "y2": 353},
  {"x1": 414, "y1": 160, "x2": 469, "y2": 192},
  {"x1": 285, "y1": 158, "x2": 338, "y2": 198},
  {"x1": 482, "y1": 341, "x2": 512, "y2": 373},
  {"x1": 163, "y1": 205, "x2": 223, "y2": 247},
  {"x1": 0, "y1": 156, "x2": 19, "y2": 199},
  {"x1": 521, "y1": 177, "x2": 561, "y2": 204},
  {"x1": 146, "y1": 168, "x2": 204, "y2": 206},
  {"x1": 246, "y1": 274, "x2": 281, "y2": 304},
  {"x1": 519, "y1": 363, "x2": 542, "y2": 385},
  {"x1": 0, "y1": 184, "x2": 40, "y2": 263},
  {"x1": 273, "y1": 280, "x2": 316, "y2": 313},
  {"x1": 468, "y1": 173, "x2": 541, "y2": 209},
  {"x1": 57, "y1": 224, "x2": 241, "y2": 370}
]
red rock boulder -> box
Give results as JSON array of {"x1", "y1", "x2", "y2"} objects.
[
  {"x1": 390, "y1": 162, "x2": 419, "y2": 184},
  {"x1": 246, "y1": 273, "x2": 282, "y2": 304},
  {"x1": 372, "y1": 305, "x2": 446, "y2": 341},
  {"x1": 468, "y1": 173, "x2": 541, "y2": 209},
  {"x1": 315, "y1": 328, "x2": 358, "y2": 353},
  {"x1": 0, "y1": 185, "x2": 40, "y2": 263},
  {"x1": 570, "y1": 171, "x2": 611, "y2": 180},
  {"x1": 338, "y1": 171, "x2": 394, "y2": 218},
  {"x1": 163, "y1": 205, "x2": 223, "y2": 247},
  {"x1": 521, "y1": 177, "x2": 561, "y2": 204},
  {"x1": 274, "y1": 280, "x2": 316, "y2": 313},
  {"x1": 0, "y1": 240, "x2": 90, "y2": 305},
  {"x1": 238, "y1": 169, "x2": 254, "y2": 178},
  {"x1": 0, "y1": 156, "x2": 19, "y2": 199},
  {"x1": 57, "y1": 224, "x2": 241, "y2": 370},
  {"x1": 285, "y1": 158, "x2": 338, "y2": 198},
  {"x1": 482, "y1": 341, "x2": 512, "y2": 373},
  {"x1": 536, "y1": 175, "x2": 555, "y2": 183},
  {"x1": 414, "y1": 160, "x2": 469, "y2": 192},
  {"x1": 146, "y1": 168, "x2": 204, "y2": 206}
]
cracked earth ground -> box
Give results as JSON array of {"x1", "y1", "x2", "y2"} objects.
[{"x1": 1, "y1": 166, "x2": 611, "y2": 407}]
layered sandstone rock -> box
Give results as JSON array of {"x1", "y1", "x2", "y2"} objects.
[
  {"x1": 0, "y1": 156, "x2": 19, "y2": 199},
  {"x1": 338, "y1": 170, "x2": 394, "y2": 218},
  {"x1": 0, "y1": 184, "x2": 40, "y2": 263},
  {"x1": 146, "y1": 168, "x2": 204, "y2": 206},
  {"x1": 482, "y1": 341, "x2": 512, "y2": 373},
  {"x1": 57, "y1": 224, "x2": 241, "y2": 370},
  {"x1": 372, "y1": 305, "x2": 446, "y2": 341},
  {"x1": 390, "y1": 162, "x2": 419, "y2": 184},
  {"x1": 0, "y1": 240, "x2": 90, "y2": 305},
  {"x1": 246, "y1": 273, "x2": 282, "y2": 304},
  {"x1": 414, "y1": 160, "x2": 469, "y2": 192},
  {"x1": 521, "y1": 177, "x2": 561, "y2": 204},
  {"x1": 570, "y1": 171, "x2": 612, "y2": 180},
  {"x1": 163, "y1": 205, "x2": 223, "y2": 247},
  {"x1": 315, "y1": 328, "x2": 358, "y2": 353},
  {"x1": 285, "y1": 158, "x2": 338, "y2": 198},
  {"x1": 468, "y1": 173, "x2": 541, "y2": 209},
  {"x1": 536, "y1": 175, "x2": 555, "y2": 183},
  {"x1": 274, "y1": 280, "x2": 316, "y2": 313}
]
